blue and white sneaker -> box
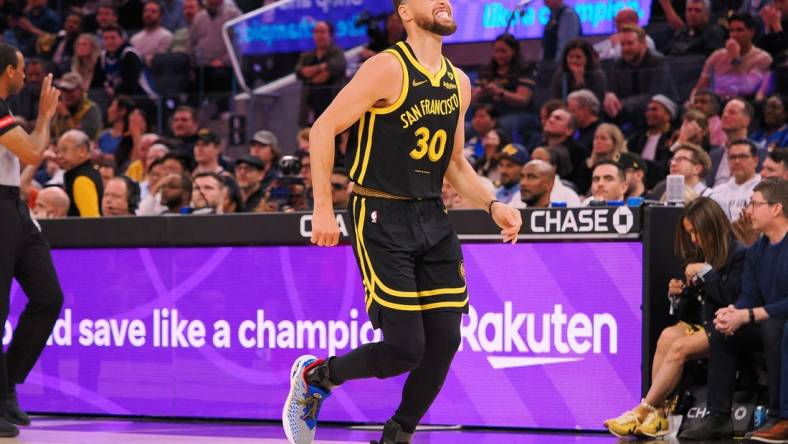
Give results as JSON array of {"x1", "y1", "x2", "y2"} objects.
[{"x1": 282, "y1": 355, "x2": 331, "y2": 444}]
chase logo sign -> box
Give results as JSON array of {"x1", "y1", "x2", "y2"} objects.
[{"x1": 527, "y1": 207, "x2": 638, "y2": 235}]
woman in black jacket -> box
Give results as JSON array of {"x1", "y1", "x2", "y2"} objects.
[{"x1": 604, "y1": 197, "x2": 746, "y2": 438}]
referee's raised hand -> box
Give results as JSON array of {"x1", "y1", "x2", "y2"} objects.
[
  {"x1": 38, "y1": 74, "x2": 61, "y2": 121},
  {"x1": 311, "y1": 205, "x2": 340, "y2": 247},
  {"x1": 491, "y1": 202, "x2": 522, "y2": 244}
]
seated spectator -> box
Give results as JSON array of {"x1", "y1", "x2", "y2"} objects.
[
  {"x1": 619, "y1": 151, "x2": 648, "y2": 198},
  {"x1": 651, "y1": 143, "x2": 715, "y2": 199},
  {"x1": 9, "y1": 0, "x2": 61, "y2": 57},
  {"x1": 331, "y1": 168, "x2": 350, "y2": 210},
  {"x1": 102, "y1": 176, "x2": 139, "y2": 216},
  {"x1": 249, "y1": 130, "x2": 281, "y2": 190},
  {"x1": 516, "y1": 160, "x2": 557, "y2": 208},
  {"x1": 234, "y1": 155, "x2": 265, "y2": 212},
  {"x1": 97, "y1": 95, "x2": 134, "y2": 156},
  {"x1": 192, "y1": 129, "x2": 226, "y2": 176},
  {"x1": 140, "y1": 143, "x2": 169, "y2": 196},
  {"x1": 170, "y1": 0, "x2": 201, "y2": 53},
  {"x1": 762, "y1": 148, "x2": 788, "y2": 179},
  {"x1": 583, "y1": 160, "x2": 628, "y2": 204},
  {"x1": 472, "y1": 34, "x2": 537, "y2": 140},
  {"x1": 666, "y1": 0, "x2": 727, "y2": 56},
  {"x1": 162, "y1": 152, "x2": 189, "y2": 175},
  {"x1": 567, "y1": 89, "x2": 602, "y2": 153},
  {"x1": 93, "y1": 1, "x2": 119, "y2": 48},
  {"x1": 113, "y1": 110, "x2": 150, "y2": 174},
  {"x1": 579, "y1": 123, "x2": 629, "y2": 194},
  {"x1": 359, "y1": 13, "x2": 406, "y2": 61},
  {"x1": 31, "y1": 186, "x2": 70, "y2": 219},
  {"x1": 605, "y1": 197, "x2": 745, "y2": 438},
  {"x1": 131, "y1": 0, "x2": 174, "y2": 65},
  {"x1": 628, "y1": 95, "x2": 677, "y2": 188},
  {"x1": 690, "y1": 90, "x2": 727, "y2": 146},
  {"x1": 709, "y1": 98, "x2": 761, "y2": 186},
  {"x1": 169, "y1": 105, "x2": 200, "y2": 160},
  {"x1": 530, "y1": 146, "x2": 582, "y2": 206},
  {"x1": 465, "y1": 104, "x2": 499, "y2": 160},
  {"x1": 220, "y1": 175, "x2": 243, "y2": 214},
  {"x1": 681, "y1": 179, "x2": 787, "y2": 440},
  {"x1": 593, "y1": 8, "x2": 657, "y2": 60},
  {"x1": 137, "y1": 157, "x2": 168, "y2": 215},
  {"x1": 692, "y1": 13, "x2": 772, "y2": 100},
  {"x1": 604, "y1": 25, "x2": 678, "y2": 126},
  {"x1": 712, "y1": 139, "x2": 762, "y2": 221},
  {"x1": 159, "y1": 172, "x2": 192, "y2": 214},
  {"x1": 494, "y1": 144, "x2": 529, "y2": 205},
  {"x1": 535, "y1": 108, "x2": 587, "y2": 192},
  {"x1": 91, "y1": 25, "x2": 157, "y2": 102},
  {"x1": 55, "y1": 130, "x2": 103, "y2": 217},
  {"x1": 752, "y1": 95, "x2": 787, "y2": 150},
  {"x1": 473, "y1": 127, "x2": 510, "y2": 183},
  {"x1": 191, "y1": 172, "x2": 226, "y2": 214},
  {"x1": 670, "y1": 109, "x2": 716, "y2": 152},
  {"x1": 542, "y1": 0, "x2": 581, "y2": 61},
  {"x1": 296, "y1": 21, "x2": 347, "y2": 126},
  {"x1": 551, "y1": 40, "x2": 606, "y2": 103},
  {"x1": 71, "y1": 33, "x2": 100, "y2": 90},
  {"x1": 96, "y1": 155, "x2": 117, "y2": 188},
  {"x1": 52, "y1": 73, "x2": 102, "y2": 140},
  {"x1": 757, "y1": 0, "x2": 787, "y2": 59},
  {"x1": 40, "y1": 12, "x2": 82, "y2": 75}
]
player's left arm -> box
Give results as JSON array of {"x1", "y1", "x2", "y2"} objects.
[{"x1": 445, "y1": 68, "x2": 522, "y2": 244}]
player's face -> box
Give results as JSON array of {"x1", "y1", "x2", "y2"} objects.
[
  {"x1": 8, "y1": 52, "x2": 25, "y2": 95},
  {"x1": 410, "y1": 0, "x2": 457, "y2": 36}
]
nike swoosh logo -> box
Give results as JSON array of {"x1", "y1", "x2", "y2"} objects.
[{"x1": 412, "y1": 79, "x2": 428, "y2": 87}]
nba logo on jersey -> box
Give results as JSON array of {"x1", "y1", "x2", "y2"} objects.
[{"x1": 370, "y1": 211, "x2": 378, "y2": 224}]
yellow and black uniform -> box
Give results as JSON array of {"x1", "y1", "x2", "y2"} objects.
[
  {"x1": 344, "y1": 41, "x2": 467, "y2": 328},
  {"x1": 64, "y1": 160, "x2": 103, "y2": 217}
]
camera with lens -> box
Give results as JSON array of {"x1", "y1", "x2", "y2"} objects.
[
  {"x1": 269, "y1": 155, "x2": 307, "y2": 211},
  {"x1": 356, "y1": 10, "x2": 390, "y2": 47}
]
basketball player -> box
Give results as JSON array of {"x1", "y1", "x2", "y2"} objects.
[
  {"x1": 0, "y1": 43, "x2": 64, "y2": 437},
  {"x1": 283, "y1": 1, "x2": 522, "y2": 443}
]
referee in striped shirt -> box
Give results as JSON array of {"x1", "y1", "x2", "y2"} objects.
[{"x1": 0, "y1": 43, "x2": 64, "y2": 437}]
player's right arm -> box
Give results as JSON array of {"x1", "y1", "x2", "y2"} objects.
[
  {"x1": 309, "y1": 52, "x2": 403, "y2": 247},
  {"x1": 0, "y1": 74, "x2": 60, "y2": 166}
]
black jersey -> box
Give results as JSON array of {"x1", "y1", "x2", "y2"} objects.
[{"x1": 345, "y1": 41, "x2": 462, "y2": 199}]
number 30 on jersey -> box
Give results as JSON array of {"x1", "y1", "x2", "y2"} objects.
[{"x1": 409, "y1": 127, "x2": 448, "y2": 162}]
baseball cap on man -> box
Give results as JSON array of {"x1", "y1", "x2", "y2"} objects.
[
  {"x1": 196, "y1": 129, "x2": 221, "y2": 145},
  {"x1": 55, "y1": 72, "x2": 84, "y2": 90},
  {"x1": 252, "y1": 130, "x2": 278, "y2": 149},
  {"x1": 499, "y1": 143, "x2": 529, "y2": 165}
]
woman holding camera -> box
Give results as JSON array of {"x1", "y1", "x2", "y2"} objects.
[{"x1": 604, "y1": 197, "x2": 747, "y2": 438}]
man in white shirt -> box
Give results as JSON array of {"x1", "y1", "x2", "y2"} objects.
[
  {"x1": 712, "y1": 139, "x2": 762, "y2": 221},
  {"x1": 131, "y1": 0, "x2": 174, "y2": 65},
  {"x1": 513, "y1": 160, "x2": 556, "y2": 208},
  {"x1": 530, "y1": 146, "x2": 582, "y2": 206}
]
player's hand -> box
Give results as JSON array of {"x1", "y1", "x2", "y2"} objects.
[
  {"x1": 38, "y1": 74, "x2": 61, "y2": 121},
  {"x1": 311, "y1": 206, "x2": 340, "y2": 247},
  {"x1": 491, "y1": 202, "x2": 522, "y2": 244}
]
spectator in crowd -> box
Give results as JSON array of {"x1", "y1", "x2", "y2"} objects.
[
  {"x1": 71, "y1": 33, "x2": 100, "y2": 90},
  {"x1": 96, "y1": 155, "x2": 117, "y2": 188},
  {"x1": 542, "y1": 0, "x2": 581, "y2": 61},
  {"x1": 517, "y1": 160, "x2": 557, "y2": 208},
  {"x1": 296, "y1": 21, "x2": 347, "y2": 126},
  {"x1": 530, "y1": 146, "x2": 582, "y2": 205},
  {"x1": 234, "y1": 155, "x2": 265, "y2": 212},
  {"x1": 11, "y1": 0, "x2": 61, "y2": 56},
  {"x1": 465, "y1": 104, "x2": 499, "y2": 160},
  {"x1": 360, "y1": 13, "x2": 406, "y2": 61},
  {"x1": 7, "y1": 58, "x2": 48, "y2": 122},
  {"x1": 681, "y1": 179, "x2": 787, "y2": 440},
  {"x1": 628, "y1": 95, "x2": 677, "y2": 188},
  {"x1": 170, "y1": 0, "x2": 201, "y2": 53},
  {"x1": 567, "y1": 89, "x2": 602, "y2": 153},
  {"x1": 137, "y1": 157, "x2": 168, "y2": 215},
  {"x1": 752, "y1": 95, "x2": 787, "y2": 149},
  {"x1": 619, "y1": 151, "x2": 648, "y2": 198},
  {"x1": 651, "y1": 143, "x2": 714, "y2": 199},
  {"x1": 474, "y1": 127, "x2": 510, "y2": 183},
  {"x1": 55, "y1": 129, "x2": 103, "y2": 217},
  {"x1": 31, "y1": 186, "x2": 70, "y2": 219},
  {"x1": 296, "y1": 127, "x2": 311, "y2": 151},
  {"x1": 169, "y1": 105, "x2": 200, "y2": 158},
  {"x1": 472, "y1": 33, "x2": 537, "y2": 140},
  {"x1": 331, "y1": 168, "x2": 350, "y2": 210},
  {"x1": 584, "y1": 160, "x2": 628, "y2": 204},
  {"x1": 112, "y1": 109, "x2": 149, "y2": 174},
  {"x1": 690, "y1": 90, "x2": 727, "y2": 146},
  {"x1": 757, "y1": 0, "x2": 787, "y2": 59},
  {"x1": 220, "y1": 175, "x2": 243, "y2": 214},
  {"x1": 712, "y1": 139, "x2": 762, "y2": 221},
  {"x1": 441, "y1": 178, "x2": 458, "y2": 210},
  {"x1": 551, "y1": 39, "x2": 606, "y2": 102},
  {"x1": 52, "y1": 72, "x2": 102, "y2": 140},
  {"x1": 192, "y1": 129, "x2": 226, "y2": 175},
  {"x1": 605, "y1": 197, "x2": 745, "y2": 439},
  {"x1": 41, "y1": 12, "x2": 82, "y2": 75},
  {"x1": 249, "y1": 130, "x2": 281, "y2": 190},
  {"x1": 140, "y1": 142, "x2": 169, "y2": 194},
  {"x1": 495, "y1": 144, "x2": 529, "y2": 205},
  {"x1": 762, "y1": 148, "x2": 788, "y2": 179},
  {"x1": 693, "y1": 13, "x2": 772, "y2": 100},
  {"x1": 594, "y1": 8, "x2": 657, "y2": 60},
  {"x1": 523, "y1": 99, "x2": 565, "y2": 150},
  {"x1": 709, "y1": 98, "x2": 761, "y2": 186},
  {"x1": 159, "y1": 172, "x2": 192, "y2": 214},
  {"x1": 666, "y1": 0, "x2": 727, "y2": 56},
  {"x1": 102, "y1": 176, "x2": 139, "y2": 216},
  {"x1": 162, "y1": 152, "x2": 189, "y2": 175},
  {"x1": 188, "y1": 0, "x2": 240, "y2": 114},
  {"x1": 670, "y1": 109, "x2": 715, "y2": 152},
  {"x1": 604, "y1": 25, "x2": 678, "y2": 124},
  {"x1": 91, "y1": 25, "x2": 157, "y2": 102},
  {"x1": 537, "y1": 108, "x2": 587, "y2": 191},
  {"x1": 94, "y1": 1, "x2": 119, "y2": 46},
  {"x1": 97, "y1": 95, "x2": 135, "y2": 155},
  {"x1": 160, "y1": 0, "x2": 187, "y2": 32},
  {"x1": 191, "y1": 172, "x2": 226, "y2": 214},
  {"x1": 131, "y1": 0, "x2": 174, "y2": 65}
]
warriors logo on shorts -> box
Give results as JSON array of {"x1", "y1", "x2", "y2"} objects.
[{"x1": 458, "y1": 260, "x2": 465, "y2": 282}]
